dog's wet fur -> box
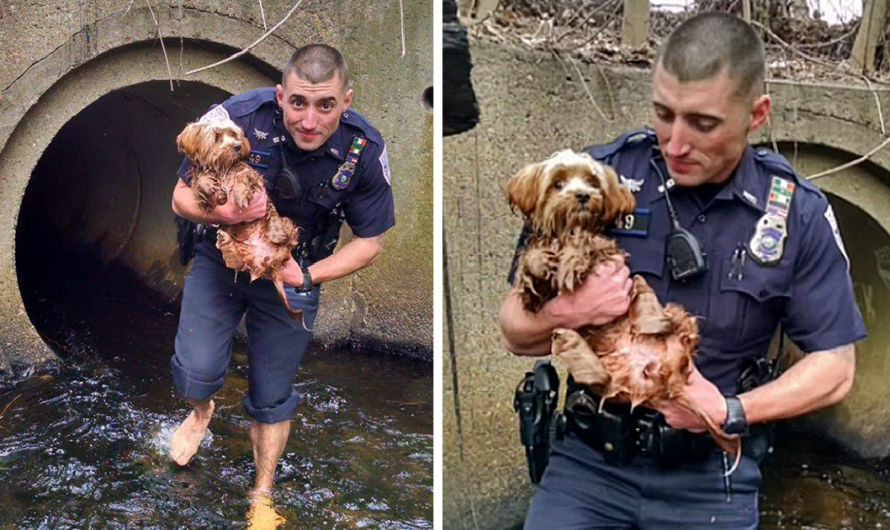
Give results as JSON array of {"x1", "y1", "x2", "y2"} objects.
[
  {"x1": 507, "y1": 150, "x2": 742, "y2": 473},
  {"x1": 177, "y1": 117, "x2": 304, "y2": 325}
]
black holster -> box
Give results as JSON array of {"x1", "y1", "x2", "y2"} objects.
[
  {"x1": 175, "y1": 216, "x2": 213, "y2": 266},
  {"x1": 175, "y1": 215, "x2": 197, "y2": 266},
  {"x1": 514, "y1": 361, "x2": 564, "y2": 484}
]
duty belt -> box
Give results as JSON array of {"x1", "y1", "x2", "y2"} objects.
[{"x1": 564, "y1": 386, "x2": 716, "y2": 468}]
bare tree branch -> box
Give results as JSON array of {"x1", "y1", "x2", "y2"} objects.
[
  {"x1": 807, "y1": 135, "x2": 890, "y2": 180},
  {"x1": 259, "y1": 0, "x2": 268, "y2": 30},
  {"x1": 145, "y1": 0, "x2": 174, "y2": 91},
  {"x1": 399, "y1": 0, "x2": 407, "y2": 58},
  {"x1": 863, "y1": 75, "x2": 886, "y2": 134},
  {"x1": 186, "y1": 0, "x2": 305, "y2": 76}
]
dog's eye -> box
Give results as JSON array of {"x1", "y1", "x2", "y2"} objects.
[{"x1": 554, "y1": 180, "x2": 565, "y2": 190}]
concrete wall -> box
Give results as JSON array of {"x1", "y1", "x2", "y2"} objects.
[
  {"x1": 0, "y1": 0, "x2": 433, "y2": 373},
  {"x1": 444, "y1": 42, "x2": 890, "y2": 529}
]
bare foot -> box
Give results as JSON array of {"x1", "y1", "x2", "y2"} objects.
[
  {"x1": 246, "y1": 491, "x2": 285, "y2": 530},
  {"x1": 169, "y1": 400, "x2": 215, "y2": 466}
]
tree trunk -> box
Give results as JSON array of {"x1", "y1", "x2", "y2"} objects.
[
  {"x1": 851, "y1": 0, "x2": 890, "y2": 73},
  {"x1": 623, "y1": 0, "x2": 650, "y2": 48}
]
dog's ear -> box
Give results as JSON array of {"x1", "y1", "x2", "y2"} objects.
[
  {"x1": 506, "y1": 161, "x2": 544, "y2": 217},
  {"x1": 176, "y1": 122, "x2": 203, "y2": 159},
  {"x1": 601, "y1": 165, "x2": 636, "y2": 226}
]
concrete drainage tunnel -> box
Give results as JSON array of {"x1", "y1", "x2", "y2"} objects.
[{"x1": 14, "y1": 81, "x2": 231, "y2": 353}]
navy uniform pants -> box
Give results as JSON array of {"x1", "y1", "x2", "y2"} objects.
[
  {"x1": 524, "y1": 432, "x2": 761, "y2": 530},
  {"x1": 171, "y1": 245, "x2": 320, "y2": 424}
]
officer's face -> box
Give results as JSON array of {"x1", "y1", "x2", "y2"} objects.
[
  {"x1": 276, "y1": 72, "x2": 354, "y2": 151},
  {"x1": 652, "y1": 66, "x2": 770, "y2": 187}
]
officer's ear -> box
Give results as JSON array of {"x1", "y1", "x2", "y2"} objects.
[
  {"x1": 276, "y1": 84, "x2": 285, "y2": 109},
  {"x1": 343, "y1": 88, "x2": 354, "y2": 110},
  {"x1": 601, "y1": 165, "x2": 636, "y2": 226},
  {"x1": 506, "y1": 161, "x2": 544, "y2": 217},
  {"x1": 748, "y1": 93, "x2": 770, "y2": 134}
]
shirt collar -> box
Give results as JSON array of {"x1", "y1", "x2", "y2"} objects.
[
  {"x1": 714, "y1": 145, "x2": 767, "y2": 213},
  {"x1": 647, "y1": 145, "x2": 766, "y2": 213}
]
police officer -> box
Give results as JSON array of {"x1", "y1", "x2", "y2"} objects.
[
  {"x1": 500, "y1": 13, "x2": 866, "y2": 529},
  {"x1": 168, "y1": 44, "x2": 395, "y2": 496}
]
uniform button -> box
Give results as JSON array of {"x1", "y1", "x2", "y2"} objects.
[
  {"x1": 697, "y1": 214, "x2": 706, "y2": 223},
  {"x1": 758, "y1": 149, "x2": 768, "y2": 157}
]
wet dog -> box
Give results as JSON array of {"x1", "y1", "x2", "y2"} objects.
[
  {"x1": 176, "y1": 115, "x2": 303, "y2": 325},
  {"x1": 507, "y1": 150, "x2": 741, "y2": 472}
]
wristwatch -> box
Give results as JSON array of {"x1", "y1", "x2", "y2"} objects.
[
  {"x1": 723, "y1": 395, "x2": 749, "y2": 436},
  {"x1": 294, "y1": 266, "x2": 313, "y2": 293}
]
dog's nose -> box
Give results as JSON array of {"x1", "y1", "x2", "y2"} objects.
[{"x1": 576, "y1": 193, "x2": 589, "y2": 204}]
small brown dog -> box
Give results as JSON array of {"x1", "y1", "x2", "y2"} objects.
[
  {"x1": 176, "y1": 115, "x2": 303, "y2": 325},
  {"x1": 507, "y1": 150, "x2": 741, "y2": 472}
]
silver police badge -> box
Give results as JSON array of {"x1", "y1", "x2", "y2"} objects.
[{"x1": 748, "y1": 213, "x2": 788, "y2": 266}]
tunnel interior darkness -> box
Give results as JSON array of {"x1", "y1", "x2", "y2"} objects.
[{"x1": 16, "y1": 81, "x2": 231, "y2": 351}]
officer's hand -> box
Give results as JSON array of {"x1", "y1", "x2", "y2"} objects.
[
  {"x1": 654, "y1": 364, "x2": 726, "y2": 433},
  {"x1": 544, "y1": 257, "x2": 632, "y2": 329},
  {"x1": 278, "y1": 257, "x2": 304, "y2": 288},
  {"x1": 215, "y1": 189, "x2": 267, "y2": 225}
]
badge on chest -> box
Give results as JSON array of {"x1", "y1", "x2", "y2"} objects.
[
  {"x1": 331, "y1": 137, "x2": 368, "y2": 190},
  {"x1": 748, "y1": 176, "x2": 794, "y2": 266}
]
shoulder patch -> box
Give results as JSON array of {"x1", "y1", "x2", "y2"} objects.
[
  {"x1": 824, "y1": 204, "x2": 850, "y2": 271},
  {"x1": 198, "y1": 105, "x2": 230, "y2": 124},
  {"x1": 379, "y1": 145, "x2": 391, "y2": 186}
]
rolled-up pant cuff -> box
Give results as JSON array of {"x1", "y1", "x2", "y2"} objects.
[
  {"x1": 171, "y1": 355, "x2": 225, "y2": 401},
  {"x1": 243, "y1": 388, "x2": 302, "y2": 424}
]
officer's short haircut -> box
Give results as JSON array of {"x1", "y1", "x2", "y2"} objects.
[
  {"x1": 283, "y1": 44, "x2": 349, "y2": 91},
  {"x1": 657, "y1": 12, "x2": 765, "y2": 99}
]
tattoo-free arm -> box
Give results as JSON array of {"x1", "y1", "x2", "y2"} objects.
[
  {"x1": 739, "y1": 343, "x2": 855, "y2": 424},
  {"x1": 280, "y1": 233, "x2": 385, "y2": 287},
  {"x1": 171, "y1": 179, "x2": 266, "y2": 225}
]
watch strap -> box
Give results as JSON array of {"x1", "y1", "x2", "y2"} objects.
[
  {"x1": 723, "y1": 395, "x2": 748, "y2": 436},
  {"x1": 295, "y1": 266, "x2": 313, "y2": 293}
]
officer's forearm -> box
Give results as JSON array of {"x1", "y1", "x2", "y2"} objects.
[
  {"x1": 307, "y1": 234, "x2": 384, "y2": 284},
  {"x1": 739, "y1": 343, "x2": 856, "y2": 425},
  {"x1": 171, "y1": 179, "x2": 219, "y2": 224},
  {"x1": 498, "y1": 292, "x2": 561, "y2": 356}
]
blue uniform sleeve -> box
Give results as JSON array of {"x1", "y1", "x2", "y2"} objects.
[
  {"x1": 343, "y1": 141, "x2": 396, "y2": 238},
  {"x1": 782, "y1": 198, "x2": 867, "y2": 352},
  {"x1": 176, "y1": 156, "x2": 191, "y2": 183}
]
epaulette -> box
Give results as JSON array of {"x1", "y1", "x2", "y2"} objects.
[
  {"x1": 586, "y1": 128, "x2": 657, "y2": 161},
  {"x1": 753, "y1": 146, "x2": 822, "y2": 196},
  {"x1": 340, "y1": 109, "x2": 385, "y2": 147}
]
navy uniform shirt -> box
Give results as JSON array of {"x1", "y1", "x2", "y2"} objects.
[
  {"x1": 510, "y1": 130, "x2": 867, "y2": 393},
  {"x1": 177, "y1": 87, "x2": 396, "y2": 259}
]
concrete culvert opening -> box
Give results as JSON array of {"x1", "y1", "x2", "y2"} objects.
[
  {"x1": 15, "y1": 80, "x2": 232, "y2": 353},
  {"x1": 422, "y1": 86, "x2": 433, "y2": 111}
]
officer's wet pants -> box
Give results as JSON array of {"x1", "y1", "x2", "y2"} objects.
[
  {"x1": 171, "y1": 244, "x2": 320, "y2": 424},
  {"x1": 524, "y1": 432, "x2": 761, "y2": 530}
]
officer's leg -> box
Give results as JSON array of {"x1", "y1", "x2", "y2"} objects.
[
  {"x1": 524, "y1": 432, "x2": 638, "y2": 530},
  {"x1": 170, "y1": 253, "x2": 247, "y2": 465},
  {"x1": 637, "y1": 452, "x2": 761, "y2": 530},
  {"x1": 242, "y1": 283, "x2": 320, "y2": 493}
]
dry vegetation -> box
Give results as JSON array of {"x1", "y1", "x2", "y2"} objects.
[{"x1": 463, "y1": 0, "x2": 890, "y2": 86}]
